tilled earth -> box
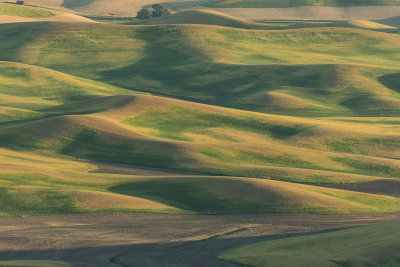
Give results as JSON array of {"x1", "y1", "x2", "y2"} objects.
[{"x1": 0, "y1": 212, "x2": 399, "y2": 266}]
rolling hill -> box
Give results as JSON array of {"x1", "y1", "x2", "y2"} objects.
[
  {"x1": 1, "y1": 22, "x2": 400, "y2": 117},
  {"x1": 133, "y1": 9, "x2": 273, "y2": 29},
  {"x1": 219, "y1": 221, "x2": 400, "y2": 266},
  {"x1": 133, "y1": 9, "x2": 397, "y2": 31},
  {"x1": 0, "y1": 3, "x2": 94, "y2": 23},
  {"x1": 205, "y1": 0, "x2": 400, "y2": 8},
  {"x1": 0, "y1": 5, "x2": 400, "y2": 218}
]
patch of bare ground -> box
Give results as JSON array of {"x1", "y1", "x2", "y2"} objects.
[
  {"x1": 0, "y1": 212, "x2": 399, "y2": 266},
  {"x1": 2, "y1": 0, "x2": 217, "y2": 16},
  {"x1": 0, "y1": 13, "x2": 95, "y2": 23},
  {"x1": 319, "y1": 179, "x2": 400, "y2": 197},
  {"x1": 214, "y1": 6, "x2": 400, "y2": 21},
  {"x1": 91, "y1": 161, "x2": 209, "y2": 176}
]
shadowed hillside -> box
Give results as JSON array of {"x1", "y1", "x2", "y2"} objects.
[
  {"x1": 219, "y1": 221, "x2": 400, "y2": 266},
  {"x1": 205, "y1": 0, "x2": 400, "y2": 8},
  {"x1": 0, "y1": 10, "x2": 400, "y2": 217},
  {"x1": 1, "y1": 22, "x2": 400, "y2": 116}
]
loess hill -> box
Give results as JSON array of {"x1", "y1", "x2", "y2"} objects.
[
  {"x1": 205, "y1": 0, "x2": 400, "y2": 8},
  {"x1": 1, "y1": 5, "x2": 400, "y2": 216}
]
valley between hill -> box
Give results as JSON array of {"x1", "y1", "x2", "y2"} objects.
[{"x1": 0, "y1": 2, "x2": 400, "y2": 266}]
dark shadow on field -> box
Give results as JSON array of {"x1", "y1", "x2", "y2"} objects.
[
  {"x1": 318, "y1": 179, "x2": 400, "y2": 197},
  {"x1": 109, "y1": 178, "x2": 282, "y2": 214},
  {"x1": 60, "y1": 129, "x2": 185, "y2": 168},
  {"x1": 61, "y1": 0, "x2": 95, "y2": 9},
  {"x1": 99, "y1": 27, "x2": 345, "y2": 116},
  {"x1": 0, "y1": 22, "x2": 48, "y2": 62},
  {"x1": 379, "y1": 73, "x2": 400, "y2": 93},
  {"x1": 375, "y1": 16, "x2": 400, "y2": 27},
  {"x1": 0, "y1": 227, "x2": 353, "y2": 267},
  {"x1": 98, "y1": 27, "x2": 400, "y2": 117},
  {"x1": 143, "y1": 0, "x2": 219, "y2": 11}
]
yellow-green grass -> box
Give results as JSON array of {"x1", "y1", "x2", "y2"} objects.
[
  {"x1": 205, "y1": 0, "x2": 400, "y2": 8},
  {"x1": 218, "y1": 221, "x2": 400, "y2": 267},
  {"x1": 135, "y1": 11, "x2": 396, "y2": 32},
  {"x1": 0, "y1": 96, "x2": 399, "y2": 215},
  {"x1": 2, "y1": 94, "x2": 400, "y2": 183},
  {"x1": 0, "y1": 260, "x2": 70, "y2": 267},
  {"x1": 0, "y1": 61, "x2": 141, "y2": 122},
  {"x1": 1, "y1": 20, "x2": 400, "y2": 216},
  {"x1": 110, "y1": 177, "x2": 400, "y2": 214},
  {"x1": 0, "y1": 154, "x2": 399, "y2": 215},
  {"x1": 267, "y1": 19, "x2": 397, "y2": 31},
  {"x1": 0, "y1": 3, "x2": 60, "y2": 18},
  {"x1": 1, "y1": 22, "x2": 400, "y2": 116},
  {"x1": 133, "y1": 9, "x2": 273, "y2": 29},
  {"x1": 0, "y1": 147, "x2": 182, "y2": 216}
]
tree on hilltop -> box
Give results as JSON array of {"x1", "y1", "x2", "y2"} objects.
[
  {"x1": 136, "y1": 4, "x2": 170, "y2": 20},
  {"x1": 136, "y1": 8, "x2": 153, "y2": 19},
  {"x1": 151, "y1": 4, "x2": 171, "y2": 17}
]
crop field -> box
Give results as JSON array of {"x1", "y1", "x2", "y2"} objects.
[
  {"x1": 205, "y1": 0, "x2": 400, "y2": 8},
  {"x1": 0, "y1": 2, "x2": 400, "y2": 266},
  {"x1": 219, "y1": 221, "x2": 400, "y2": 266},
  {"x1": 0, "y1": 3, "x2": 60, "y2": 18},
  {"x1": 0, "y1": 3, "x2": 400, "y2": 215}
]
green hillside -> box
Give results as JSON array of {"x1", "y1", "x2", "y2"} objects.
[
  {"x1": 0, "y1": 3, "x2": 60, "y2": 18},
  {"x1": 1, "y1": 22, "x2": 400, "y2": 116},
  {"x1": 219, "y1": 221, "x2": 400, "y2": 266},
  {"x1": 205, "y1": 0, "x2": 400, "y2": 8},
  {"x1": 133, "y1": 9, "x2": 273, "y2": 29},
  {"x1": 0, "y1": 11, "x2": 400, "y2": 217},
  {"x1": 0, "y1": 60, "x2": 400, "y2": 215}
]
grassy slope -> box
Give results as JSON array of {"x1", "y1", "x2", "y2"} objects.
[
  {"x1": 134, "y1": 10, "x2": 396, "y2": 31},
  {"x1": 1, "y1": 22, "x2": 400, "y2": 116},
  {"x1": 205, "y1": 0, "x2": 400, "y2": 8},
  {"x1": 0, "y1": 147, "x2": 182, "y2": 216},
  {"x1": 1, "y1": 145, "x2": 399, "y2": 215},
  {"x1": 0, "y1": 3, "x2": 60, "y2": 18},
  {"x1": 3, "y1": 86, "x2": 400, "y2": 183},
  {"x1": 219, "y1": 221, "x2": 400, "y2": 267},
  {"x1": 0, "y1": 61, "x2": 141, "y2": 122},
  {"x1": 0, "y1": 18, "x2": 400, "y2": 216},
  {"x1": 1, "y1": 65, "x2": 400, "y2": 215},
  {"x1": 133, "y1": 9, "x2": 273, "y2": 29}
]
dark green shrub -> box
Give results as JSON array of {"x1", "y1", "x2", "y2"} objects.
[{"x1": 136, "y1": 8, "x2": 153, "y2": 19}]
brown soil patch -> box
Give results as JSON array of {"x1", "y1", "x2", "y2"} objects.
[
  {"x1": 0, "y1": 212, "x2": 398, "y2": 266},
  {"x1": 0, "y1": 13, "x2": 94, "y2": 23},
  {"x1": 319, "y1": 179, "x2": 400, "y2": 197},
  {"x1": 215, "y1": 6, "x2": 400, "y2": 21}
]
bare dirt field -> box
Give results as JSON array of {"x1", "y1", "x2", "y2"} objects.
[
  {"x1": 0, "y1": 212, "x2": 399, "y2": 266},
  {"x1": 4, "y1": 0, "x2": 400, "y2": 22},
  {"x1": 0, "y1": 13, "x2": 94, "y2": 23},
  {"x1": 0, "y1": 0, "x2": 215, "y2": 16},
  {"x1": 320, "y1": 179, "x2": 400, "y2": 197},
  {"x1": 215, "y1": 6, "x2": 400, "y2": 22}
]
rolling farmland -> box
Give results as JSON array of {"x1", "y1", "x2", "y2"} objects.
[{"x1": 0, "y1": 2, "x2": 400, "y2": 266}]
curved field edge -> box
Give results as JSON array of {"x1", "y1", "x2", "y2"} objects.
[
  {"x1": 0, "y1": 165, "x2": 399, "y2": 216},
  {"x1": 218, "y1": 221, "x2": 400, "y2": 267},
  {"x1": 2, "y1": 22, "x2": 400, "y2": 117},
  {"x1": 204, "y1": 0, "x2": 400, "y2": 8},
  {"x1": 0, "y1": 21, "x2": 400, "y2": 216},
  {"x1": 3, "y1": 88, "x2": 400, "y2": 185}
]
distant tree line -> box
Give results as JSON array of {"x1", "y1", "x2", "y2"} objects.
[{"x1": 137, "y1": 4, "x2": 171, "y2": 19}]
